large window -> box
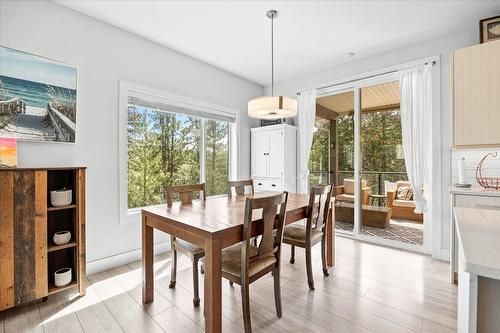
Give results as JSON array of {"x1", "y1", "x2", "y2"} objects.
[{"x1": 125, "y1": 90, "x2": 236, "y2": 211}]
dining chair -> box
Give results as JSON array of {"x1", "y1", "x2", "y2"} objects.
[
  {"x1": 228, "y1": 179, "x2": 257, "y2": 249},
  {"x1": 283, "y1": 184, "x2": 333, "y2": 290},
  {"x1": 228, "y1": 179, "x2": 254, "y2": 197},
  {"x1": 164, "y1": 183, "x2": 206, "y2": 307},
  {"x1": 220, "y1": 192, "x2": 288, "y2": 333}
]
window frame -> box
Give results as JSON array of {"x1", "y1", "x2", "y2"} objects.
[{"x1": 119, "y1": 81, "x2": 239, "y2": 224}]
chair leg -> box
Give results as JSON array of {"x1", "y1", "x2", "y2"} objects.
[
  {"x1": 241, "y1": 281, "x2": 252, "y2": 333},
  {"x1": 290, "y1": 245, "x2": 295, "y2": 264},
  {"x1": 192, "y1": 258, "x2": 200, "y2": 307},
  {"x1": 169, "y1": 247, "x2": 177, "y2": 289},
  {"x1": 305, "y1": 246, "x2": 315, "y2": 290},
  {"x1": 273, "y1": 266, "x2": 283, "y2": 318},
  {"x1": 321, "y1": 238, "x2": 329, "y2": 277}
]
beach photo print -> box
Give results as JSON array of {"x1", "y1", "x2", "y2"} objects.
[{"x1": 0, "y1": 46, "x2": 77, "y2": 142}]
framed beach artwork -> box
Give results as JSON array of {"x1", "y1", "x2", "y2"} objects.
[{"x1": 0, "y1": 46, "x2": 77, "y2": 142}]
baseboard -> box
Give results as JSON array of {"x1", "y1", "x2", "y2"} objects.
[{"x1": 86, "y1": 241, "x2": 171, "y2": 276}]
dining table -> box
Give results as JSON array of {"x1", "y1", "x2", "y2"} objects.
[{"x1": 141, "y1": 192, "x2": 335, "y2": 333}]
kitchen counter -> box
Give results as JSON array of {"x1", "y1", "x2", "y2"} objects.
[
  {"x1": 454, "y1": 207, "x2": 500, "y2": 279},
  {"x1": 450, "y1": 186, "x2": 500, "y2": 197},
  {"x1": 454, "y1": 207, "x2": 500, "y2": 333}
]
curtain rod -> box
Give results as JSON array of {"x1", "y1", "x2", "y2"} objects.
[{"x1": 297, "y1": 60, "x2": 436, "y2": 96}]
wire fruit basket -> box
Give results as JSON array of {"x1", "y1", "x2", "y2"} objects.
[{"x1": 476, "y1": 152, "x2": 500, "y2": 190}]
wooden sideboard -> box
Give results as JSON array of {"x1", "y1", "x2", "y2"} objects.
[{"x1": 0, "y1": 167, "x2": 86, "y2": 311}]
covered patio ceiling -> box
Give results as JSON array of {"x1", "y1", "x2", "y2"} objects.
[{"x1": 316, "y1": 80, "x2": 400, "y2": 120}]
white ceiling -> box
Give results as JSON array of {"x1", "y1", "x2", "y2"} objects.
[{"x1": 56, "y1": 1, "x2": 500, "y2": 86}]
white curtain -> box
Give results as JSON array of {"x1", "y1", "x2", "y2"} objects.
[
  {"x1": 399, "y1": 64, "x2": 432, "y2": 213},
  {"x1": 296, "y1": 89, "x2": 317, "y2": 193}
]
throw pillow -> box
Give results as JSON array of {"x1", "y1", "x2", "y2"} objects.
[{"x1": 396, "y1": 186, "x2": 414, "y2": 200}]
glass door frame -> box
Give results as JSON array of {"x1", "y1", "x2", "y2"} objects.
[{"x1": 318, "y1": 72, "x2": 427, "y2": 251}]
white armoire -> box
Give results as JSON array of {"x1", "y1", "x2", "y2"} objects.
[{"x1": 251, "y1": 124, "x2": 297, "y2": 192}]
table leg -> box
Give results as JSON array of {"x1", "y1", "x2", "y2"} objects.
[
  {"x1": 204, "y1": 238, "x2": 222, "y2": 333},
  {"x1": 142, "y1": 215, "x2": 154, "y2": 304},
  {"x1": 326, "y1": 207, "x2": 335, "y2": 267}
]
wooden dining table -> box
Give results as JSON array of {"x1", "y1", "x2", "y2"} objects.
[{"x1": 141, "y1": 192, "x2": 335, "y2": 333}]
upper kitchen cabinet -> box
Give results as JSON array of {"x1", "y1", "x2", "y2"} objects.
[{"x1": 453, "y1": 39, "x2": 500, "y2": 148}]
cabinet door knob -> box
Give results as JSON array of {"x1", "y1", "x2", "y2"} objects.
[
  {"x1": 271, "y1": 184, "x2": 276, "y2": 187},
  {"x1": 258, "y1": 183, "x2": 263, "y2": 186}
]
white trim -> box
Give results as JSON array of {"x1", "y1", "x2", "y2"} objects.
[
  {"x1": 118, "y1": 81, "x2": 240, "y2": 224},
  {"x1": 338, "y1": 232, "x2": 428, "y2": 254},
  {"x1": 86, "y1": 241, "x2": 170, "y2": 275}
]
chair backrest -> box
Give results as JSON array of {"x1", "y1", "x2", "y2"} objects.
[
  {"x1": 343, "y1": 179, "x2": 367, "y2": 195},
  {"x1": 307, "y1": 185, "x2": 334, "y2": 233},
  {"x1": 241, "y1": 192, "x2": 288, "y2": 277},
  {"x1": 164, "y1": 183, "x2": 206, "y2": 207},
  {"x1": 396, "y1": 180, "x2": 411, "y2": 190},
  {"x1": 228, "y1": 179, "x2": 254, "y2": 197}
]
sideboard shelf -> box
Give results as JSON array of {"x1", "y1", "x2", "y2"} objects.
[
  {"x1": 47, "y1": 204, "x2": 77, "y2": 211},
  {"x1": 48, "y1": 242, "x2": 78, "y2": 253}
]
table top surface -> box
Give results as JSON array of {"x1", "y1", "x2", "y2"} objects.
[
  {"x1": 454, "y1": 207, "x2": 500, "y2": 279},
  {"x1": 142, "y1": 192, "x2": 310, "y2": 235}
]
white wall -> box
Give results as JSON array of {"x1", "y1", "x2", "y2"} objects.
[
  {"x1": 0, "y1": 0, "x2": 262, "y2": 269},
  {"x1": 267, "y1": 29, "x2": 480, "y2": 259}
]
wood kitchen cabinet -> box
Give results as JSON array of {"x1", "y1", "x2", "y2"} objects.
[
  {"x1": 0, "y1": 167, "x2": 86, "y2": 311},
  {"x1": 453, "y1": 39, "x2": 500, "y2": 148}
]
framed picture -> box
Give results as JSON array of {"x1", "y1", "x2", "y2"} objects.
[
  {"x1": 480, "y1": 15, "x2": 500, "y2": 43},
  {"x1": 0, "y1": 46, "x2": 77, "y2": 142},
  {"x1": 0, "y1": 137, "x2": 17, "y2": 167}
]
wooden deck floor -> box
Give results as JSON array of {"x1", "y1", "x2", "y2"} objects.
[{"x1": 0, "y1": 237, "x2": 457, "y2": 332}]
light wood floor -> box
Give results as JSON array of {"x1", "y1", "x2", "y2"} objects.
[{"x1": 0, "y1": 237, "x2": 457, "y2": 333}]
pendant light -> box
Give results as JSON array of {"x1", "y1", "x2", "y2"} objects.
[{"x1": 248, "y1": 10, "x2": 297, "y2": 119}]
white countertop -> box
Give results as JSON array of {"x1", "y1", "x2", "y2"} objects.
[
  {"x1": 450, "y1": 186, "x2": 500, "y2": 197},
  {"x1": 454, "y1": 207, "x2": 500, "y2": 279}
]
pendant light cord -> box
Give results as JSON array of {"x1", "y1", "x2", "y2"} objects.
[{"x1": 271, "y1": 14, "x2": 274, "y2": 97}]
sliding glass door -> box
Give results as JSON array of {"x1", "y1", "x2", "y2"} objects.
[{"x1": 314, "y1": 73, "x2": 425, "y2": 250}]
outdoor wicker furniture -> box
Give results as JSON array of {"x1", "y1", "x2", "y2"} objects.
[
  {"x1": 335, "y1": 202, "x2": 392, "y2": 228},
  {"x1": 386, "y1": 181, "x2": 423, "y2": 222},
  {"x1": 334, "y1": 179, "x2": 371, "y2": 205}
]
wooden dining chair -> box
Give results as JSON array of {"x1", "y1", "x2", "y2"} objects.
[
  {"x1": 164, "y1": 183, "x2": 206, "y2": 307},
  {"x1": 228, "y1": 179, "x2": 254, "y2": 197},
  {"x1": 283, "y1": 184, "x2": 333, "y2": 290},
  {"x1": 220, "y1": 192, "x2": 288, "y2": 333}
]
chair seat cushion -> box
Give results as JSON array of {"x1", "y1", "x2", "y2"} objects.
[
  {"x1": 336, "y1": 194, "x2": 354, "y2": 203},
  {"x1": 220, "y1": 243, "x2": 276, "y2": 280},
  {"x1": 283, "y1": 225, "x2": 323, "y2": 246},
  {"x1": 393, "y1": 199, "x2": 416, "y2": 208},
  {"x1": 174, "y1": 238, "x2": 204, "y2": 255}
]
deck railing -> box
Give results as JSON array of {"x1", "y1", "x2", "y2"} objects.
[
  {"x1": 47, "y1": 103, "x2": 75, "y2": 142},
  {"x1": 0, "y1": 97, "x2": 26, "y2": 127},
  {"x1": 310, "y1": 170, "x2": 408, "y2": 195}
]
